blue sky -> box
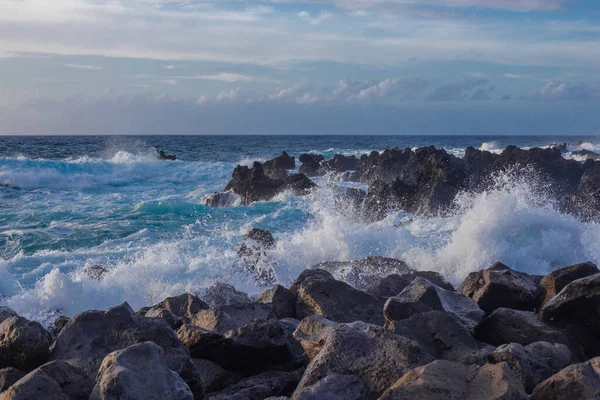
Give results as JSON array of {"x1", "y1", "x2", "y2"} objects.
[{"x1": 1, "y1": 0, "x2": 599, "y2": 135}]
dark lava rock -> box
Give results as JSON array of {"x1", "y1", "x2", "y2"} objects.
[
  {"x1": 538, "y1": 262, "x2": 599, "y2": 307},
  {"x1": 530, "y1": 357, "x2": 600, "y2": 400},
  {"x1": 84, "y1": 265, "x2": 109, "y2": 281},
  {"x1": 192, "y1": 359, "x2": 242, "y2": 396},
  {"x1": 367, "y1": 271, "x2": 454, "y2": 298},
  {"x1": 298, "y1": 154, "x2": 325, "y2": 177},
  {"x1": 49, "y1": 316, "x2": 70, "y2": 338},
  {"x1": 0, "y1": 368, "x2": 25, "y2": 393},
  {"x1": 277, "y1": 174, "x2": 316, "y2": 196},
  {"x1": 203, "y1": 369, "x2": 303, "y2": 400},
  {"x1": 257, "y1": 285, "x2": 297, "y2": 319},
  {"x1": 291, "y1": 373, "x2": 370, "y2": 400},
  {"x1": 191, "y1": 303, "x2": 275, "y2": 334},
  {"x1": 202, "y1": 282, "x2": 251, "y2": 309},
  {"x1": 157, "y1": 150, "x2": 176, "y2": 161},
  {"x1": 0, "y1": 317, "x2": 52, "y2": 372},
  {"x1": 225, "y1": 162, "x2": 284, "y2": 205}
]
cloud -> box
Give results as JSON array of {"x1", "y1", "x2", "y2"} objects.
[
  {"x1": 525, "y1": 80, "x2": 600, "y2": 101},
  {"x1": 64, "y1": 63, "x2": 103, "y2": 70},
  {"x1": 424, "y1": 79, "x2": 491, "y2": 101},
  {"x1": 174, "y1": 73, "x2": 276, "y2": 83},
  {"x1": 297, "y1": 10, "x2": 333, "y2": 25},
  {"x1": 198, "y1": 86, "x2": 241, "y2": 104},
  {"x1": 348, "y1": 78, "x2": 431, "y2": 101},
  {"x1": 504, "y1": 73, "x2": 526, "y2": 79}
]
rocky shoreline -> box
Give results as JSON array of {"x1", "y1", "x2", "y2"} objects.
[{"x1": 1, "y1": 255, "x2": 600, "y2": 399}]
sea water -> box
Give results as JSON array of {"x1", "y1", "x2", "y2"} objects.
[{"x1": 1, "y1": 135, "x2": 599, "y2": 322}]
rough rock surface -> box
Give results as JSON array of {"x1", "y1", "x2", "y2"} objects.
[
  {"x1": 0, "y1": 316, "x2": 52, "y2": 372},
  {"x1": 0, "y1": 361, "x2": 94, "y2": 400},
  {"x1": 384, "y1": 277, "x2": 484, "y2": 331},
  {"x1": 204, "y1": 369, "x2": 303, "y2": 400},
  {"x1": 292, "y1": 316, "x2": 339, "y2": 360},
  {"x1": 0, "y1": 308, "x2": 18, "y2": 325},
  {"x1": 291, "y1": 373, "x2": 370, "y2": 400},
  {"x1": 90, "y1": 342, "x2": 193, "y2": 400},
  {"x1": 153, "y1": 293, "x2": 210, "y2": 323},
  {"x1": 530, "y1": 357, "x2": 600, "y2": 400},
  {"x1": 0, "y1": 368, "x2": 25, "y2": 393},
  {"x1": 459, "y1": 262, "x2": 539, "y2": 313},
  {"x1": 192, "y1": 359, "x2": 241, "y2": 396},
  {"x1": 202, "y1": 282, "x2": 251, "y2": 309},
  {"x1": 191, "y1": 303, "x2": 275, "y2": 334},
  {"x1": 257, "y1": 285, "x2": 297, "y2": 319},
  {"x1": 49, "y1": 316, "x2": 70, "y2": 338},
  {"x1": 538, "y1": 262, "x2": 599, "y2": 307},
  {"x1": 144, "y1": 307, "x2": 179, "y2": 329},
  {"x1": 367, "y1": 272, "x2": 454, "y2": 297}
]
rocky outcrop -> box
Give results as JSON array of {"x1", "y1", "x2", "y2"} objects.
[
  {"x1": 574, "y1": 161, "x2": 600, "y2": 219},
  {"x1": 378, "y1": 360, "x2": 527, "y2": 400},
  {"x1": 49, "y1": 316, "x2": 70, "y2": 338},
  {"x1": 530, "y1": 357, "x2": 600, "y2": 400},
  {"x1": 292, "y1": 316, "x2": 339, "y2": 360},
  {"x1": 157, "y1": 150, "x2": 176, "y2": 161},
  {"x1": 225, "y1": 162, "x2": 284, "y2": 205},
  {"x1": 367, "y1": 271, "x2": 454, "y2": 297},
  {"x1": 203, "y1": 191, "x2": 239, "y2": 207},
  {"x1": 298, "y1": 154, "x2": 324, "y2": 177},
  {"x1": 236, "y1": 229, "x2": 277, "y2": 285},
  {"x1": 460, "y1": 262, "x2": 539, "y2": 313},
  {"x1": 0, "y1": 317, "x2": 52, "y2": 372},
  {"x1": 262, "y1": 152, "x2": 295, "y2": 180},
  {"x1": 384, "y1": 277, "x2": 484, "y2": 332},
  {"x1": 90, "y1": 342, "x2": 193, "y2": 400},
  {"x1": 0, "y1": 361, "x2": 94, "y2": 400},
  {"x1": 538, "y1": 262, "x2": 599, "y2": 307}
]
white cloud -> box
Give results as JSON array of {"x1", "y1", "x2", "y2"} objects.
[
  {"x1": 504, "y1": 73, "x2": 525, "y2": 79},
  {"x1": 174, "y1": 73, "x2": 278, "y2": 83},
  {"x1": 297, "y1": 10, "x2": 333, "y2": 25},
  {"x1": 64, "y1": 63, "x2": 103, "y2": 70}
]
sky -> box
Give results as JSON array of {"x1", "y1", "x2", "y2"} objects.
[{"x1": 1, "y1": 0, "x2": 600, "y2": 135}]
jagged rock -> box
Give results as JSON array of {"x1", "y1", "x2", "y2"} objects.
[
  {"x1": 384, "y1": 277, "x2": 484, "y2": 332},
  {"x1": 575, "y1": 161, "x2": 600, "y2": 220},
  {"x1": 191, "y1": 303, "x2": 275, "y2": 334},
  {"x1": 289, "y1": 269, "x2": 334, "y2": 292},
  {"x1": 0, "y1": 317, "x2": 52, "y2": 372},
  {"x1": 0, "y1": 361, "x2": 93, "y2": 400},
  {"x1": 464, "y1": 146, "x2": 498, "y2": 186},
  {"x1": 157, "y1": 150, "x2": 176, "y2": 161},
  {"x1": 203, "y1": 191, "x2": 239, "y2": 207},
  {"x1": 292, "y1": 269, "x2": 385, "y2": 325},
  {"x1": 90, "y1": 342, "x2": 193, "y2": 400},
  {"x1": 489, "y1": 341, "x2": 572, "y2": 393},
  {"x1": 203, "y1": 369, "x2": 303, "y2": 400},
  {"x1": 84, "y1": 265, "x2": 109, "y2": 281},
  {"x1": 0, "y1": 368, "x2": 25, "y2": 393},
  {"x1": 277, "y1": 174, "x2": 316, "y2": 196},
  {"x1": 378, "y1": 360, "x2": 527, "y2": 400},
  {"x1": 367, "y1": 272, "x2": 454, "y2": 297},
  {"x1": 152, "y1": 293, "x2": 210, "y2": 325},
  {"x1": 475, "y1": 308, "x2": 570, "y2": 347},
  {"x1": 237, "y1": 229, "x2": 278, "y2": 286},
  {"x1": 572, "y1": 149, "x2": 600, "y2": 160},
  {"x1": 49, "y1": 303, "x2": 199, "y2": 391},
  {"x1": 298, "y1": 154, "x2": 325, "y2": 177},
  {"x1": 295, "y1": 323, "x2": 434, "y2": 397},
  {"x1": 225, "y1": 162, "x2": 284, "y2": 205},
  {"x1": 322, "y1": 154, "x2": 359, "y2": 173},
  {"x1": 539, "y1": 262, "x2": 599, "y2": 307},
  {"x1": 145, "y1": 307, "x2": 179, "y2": 329},
  {"x1": 202, "y1": 282, "x2": 251, "y2": 308},
  {"x1": 49, "y1": 316, "x2": 70, "y2": 338},
  {"x1": 530, "y1": 357, "x2": 600, "y2": 400},
  {"x1": 291, "y1": 374, "x2": 370, "y2": 400},
  {"x1": 459, "y1": 262, "x2": 539, "y2": 313},
  {"x1": 257, "y1": 285, "x2": 297, "y2": 319},
  {"x1": 540, "y1": 273, "x2": 600, "y2": 358},
  {"x1": 309, "y1": 257, "x2": 412, "y2": 290},
  {"x1": 292, "y1": 316, "x2": 339, "y2": 360},
  {"x1": 390, "y1": 311, "x2": 493, "y2": 365},
  {"x1": 0, "y1": 308, "x2": 17, "y2": 325},
  {"x1": 192, "y1": 359, "x2": 242, "y2": 396},
  {"x1": 263, "y1": 152, "x2": 296, "y2": 172}
]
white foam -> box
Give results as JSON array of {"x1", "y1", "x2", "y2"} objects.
[{"x1": 479, "y1": 141, "x2": 504, "y2": 154}]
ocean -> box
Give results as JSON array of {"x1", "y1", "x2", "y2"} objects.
[{"x1": 1, "y1": 135, "x2": 600, "y2": 323}]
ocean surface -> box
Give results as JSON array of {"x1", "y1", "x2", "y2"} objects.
[{"x1": 1, "y1": 135, "x2": 600, "y2": 323}]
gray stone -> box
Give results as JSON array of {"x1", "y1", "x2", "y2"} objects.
[
  {"x1": 292, "y1": 316, "x2": 339, "y2": 360},
  {"x1": 0, "y1": 308, "x2": 17, "y2": 325},
  {"x1": 49, "y1": 316, "x2": 70, "y2": 338},
  {"x1": 0, "y1": 368, "x2": 25, "y2": 393},
  {"x1": 203, "y1": 369, "x2": 303, "y2": 400},
  {"x1": 257, "y1": 285, "x2": 296, "y2": 319},
  {"x1": 531, "y1": 357, "x2": 600, "y2": 400},
  {"x1": 191, "y1": 303, "x2": 275, "y2": 334},
  {"x1": 192, "y1": 359, "x2": 241, "y2": 396},
  {"x1": 152, "y1": 293, "x2": 209, "y2": 324},
  {"x1": 539, "y1": 262, "x2": 599, "y2": 307},
  {"x1": 291, "y1": 374, "x2": 369, "y2": 400},
  {"x1": 202, "y1": 282, "x2": 251, "y2": 308},
  {"x1": 0, "y1": 317, "x2": 52, "y2": 372},
  {"x1": 145, "y1": 307, "x2": 179, "y2": 329}
]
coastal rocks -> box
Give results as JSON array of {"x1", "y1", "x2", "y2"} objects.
[
  {"x1": 257, "y1": 285, "x2": 297, "y2": 319},
  {"x1": 236, "y1": 229, "x2": 277, "y2": 285},
  {"x1": 530, "y1": 357, "x2": 600, "y2": 400},
  {"x1": 574, "y1": 162, "x2": 600, "y2": 219},
  {"x1": 202, "y1": 282, "x2": 251, "y2": 308},
  {"x1": 291, "y1": 373, "x2": 370, "y2": 400},
  {"x1": 0, "y1": 308, "x2": 17, "y2": 325},
  {"x1": 262, "y1": 151, "x2": 295, "y2": 180},
  {"x1": 90, "y1": 342, "x2": 193, "y2": 400},
  {"x1": 322, "y1": 154, "x2": 359, "y2": 173},
  {"x1": 225, "y1": 162, "x2": 285, "y2": 205},
  {"x1": 277, "y1": 174, "x2": 316, "y2": 196},
  {"x1": 49, "y1": 302, "x2": 198, "y2": 389},
  {"x1": 192, "y1": 359, "x2": 241, "y2": 396},
  {"x1": 84, "y1": 265, "x2": 109, "y2": 281},
  {"x1": 384, "y1": 277, "x2": 484, "y2": 332},
  {"x1": 292, "y1": 316, "x2": 339, "y2": 360},
  {"x1": 538, "y1": 262, "x2": 599, "y2": 307},
  {"x1": 367, "y1": 271, "x2": 454, "y2": 297},
  {"x1": 157, "y1": 150, "x2": 176, "y2": 161},
  {"x1": 191, "y1": 303, "x2": 275, "y2": 334},
  {"x1": 0, "y1": 361, "x2": 94, "y2": 400},
  {"x1": 152, "y1": 292, "x2": 210, "y2": 324},
  {"x1": 378, "y1": 360, "x2": 527, "y2": 400},
  {"x1": 489, "y1": 342, "x2": 572, "y2": 393},
  {"x1": 203, "y1": 191, "x2": 239, "y2": 208},
  {"x1": 0, "y1": 369, "x2": 25, "y2": 393},
  {"x1": 49, "y1": 316, "x2": 70, "y2": 338},
  {"x1": 0, "y1": 317, "x2": 52, "y2": 372},
  {"x1": 459, "y1": 262, "x2": 539, "y2": 313},
  {"x1": 475, "y1": 308, "x2": 569, "y2": 347},
  {"x1": 295, "y1": 323, "x2": 434, "y2": 397},
  {"x1": 204, "y1": 369, "x2": 303, "y2": 400},
  {"x1": 292, "y1": 269, "x2": 385, "y2": 325},
  {"x1": 298, "y1": 154, "x2": 325, "y2": 177}
]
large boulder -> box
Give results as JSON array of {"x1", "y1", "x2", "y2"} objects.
[
  {"x1": 204, "y1": 369, "x2": 303, "y2": 400},
  {"x1": 574, "y1": 161, "x2": 600, "y2": 219},
  {"x1": 49, "y1": 303, "x2": 198, "y2": 390},
  {"x1": 530, "y1": 357, "x2": 600, "y2": 400},
  {"x1": 192, "y1": 359, "x2": 241, "y2": 396},
  {"x1": 257, "y1": 285, "x2": 297, "y2": 319},
  {"x1": 0, "y1": 368, "x2": 25, "y2": 393},
  {"x1": 202, "y1": 282, "x2": 251, "y2": 309},
  {"x1": 295, "y1": 323, "x2": 434, "y2": 397},
  {"x1": 292, "y1": 269, "x2": 385, "y2": 325},
  {"x1": 378, "y1": 360, "x2": 527, "y2": 400},
  {"x1": 263, "y1": 152, "x2": 295, "y2": 174},
  {"x1": 322, "y1": 154, "x2": 360, "y2": 173},
  {"x1": 540, "y1": 273, "x2": 600, "y2": 358},
  {"x1": 90, "y1": 342, "x2": 193, "y2": 400},
  {"x1": 367, "y1": 272, "x2": 454, "y2": 297},
  {"x1": 292, "y1": 316, "x2": 339, "y2": 360},
  {"x1": 298, "y1": 154, "x2": 325, "y2": 177},
  {"x1": 538, "y1": 262, "x2": 599, "y2": 307},
  {"x1": 0, "y1": 361, "x2": 93, "y2": 400},
  {"x1": 277, "y1": 174, "x2": 316, "y2": 197},
  {"x1": 291, "y1": 373, "x2": 370, "y2": 400},
  {"x1": 384, "y1": 277, "x2": 484, "y2": 332},
  {"x1": 489, "y1": 341, "x2": 572, "y2": 393},
  {"x1": 225, "y1": 162, "x2": 284, "y2": 205},
  {"x1": 152, "y1": 293, "x2": 210, "y2": 324},
  {"x1": 0, "y1": 308, "x2": 17, "y2": 325},
  {"x1": 49, "y1": 316, "x2": 70, "y2": 338},
  {"x1": 475, "y1": 308, "x2": 570, "y2": 347},
  {"x1": 459, "y1": 262, "x2": 539, "y2": 313},
  {"x1": 0, "y1": 317, "x2": 52, "y2": 372},
  {"x1": 390, "y1": 311, "x2": 493, "y2": 365},
  {"x1": 191, "y1": 303, "x2": 275, "y2": 334}
]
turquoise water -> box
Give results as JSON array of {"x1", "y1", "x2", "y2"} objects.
[{"x1": 1, "y1": 135, "x2": 599, "y2": 322}]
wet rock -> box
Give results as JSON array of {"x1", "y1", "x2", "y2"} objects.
[
  {"x1": 84, "y1": 265, "x2": 109, "y2": 281},
  {"x1": 367, "y1": 272, "x2": 454, "y2": 297},
  {"x1": 390, "y1": 311, "x2": 493, "y2": 365},
  {"x1": 298, "y1": 154, "x2": 325, "y2": 177},
  {"x1": 459, "y1": 262, "x2": 539, "y2": 313},
  {"x1": 572, "y1": 149, "x2": 600, "y2": 160},
  {"x1": 191, "y1": 303, "x2": 275, "y2": 334},
  {"x1": 530, "y1": 357, "x2": 600, "y2": 400},
  {"x1": 309, "y1": 256, "x2": 412, "y2": 290},
  {"x1": 202, "y1": 282, "x2": 251, "y2": 309},
  {"x1": 203, "y1": 191, "x2": 239, "y2": 207},
  {"x1": 263, "y1": 152, "x2": 296, "y2": 172},
  {"x1": 475, "y1": 308, "x2": 570, "y2": 347},
  {"x1": 291, "y1": 374, "x2": 370, "y2": 400},
  {"x1": 295, "y1": 323, "x2": 434, "y2": 397},
  {"x1": 49, "y1": 303, "x2": 199, "y2": 390},
  {"x1": 236, "y1": 230, "x2": 277, "y2": 286},
  {"x1": 289, "y1": 269, "x2": 334, "y2": 292},
  {"x1": 538, "y1": 262, "x2": 599, "y2": 307},
  {"x1": 49, "y1": 316, "x2": 70, "y2": 338},
  {"x1": 192, "y1": 359, "x2": 242, "y2": 396},
  {"x1": 277, "y1": 174, "x2": 316, "y2": 196},
  {"x1": 0, "y1": 361, "x2": 93, "y2": 400},
  {"x1": 0, "y1": 316, "x2": 52, "y2": 372},
  {"x1": 384, "y1": 277, "x2": 484, "y2": 332},
  {"x1": 225, "y1": 162, "x2": 284, "y2": 205},
  {"x1": 292, "y1": 269, "x2": 385, "y2": 325},
  {"x1": 157, "y1": 150, "x2": 176, "y2": 161},
  {"x1": 292, "y1": 316, "x2": 339, "y2": 360},
  {"x1": 540, "y1": 273, "x2": 600, "y2": 358},
  {"x1": 575, "y1": 161, "x2": 600, "y2": 220},
  {"x1": 0, "y1": 308, "x2": 17, "y2": 325},
  {"x1": 257, "y1": 285, "x2": 297, "y2": 319},
  {"x1": 203, "y1": 369, "x2": 303, "y2": 400},
  {"x1": 378, "y1": 360, "x2": 527, "y2": 400},
  {"x1": 489, "y1": 341, "x2": 572, "y2": 393},
  {"x1": 152, "y1": 293, "x2": 209, "y2": 324},
  {"x1": 90, "y1": 342, "x2": 192, "y2": 400},
  {"x1": 0, "y1": 368, "x2": 25, "y2": 393},
  {"x1": 464, "y1": 146, "x2": 498, "y2": 187},
  {"x1": 322, "y1": 154, "x2": 360, "y2": 173}
]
